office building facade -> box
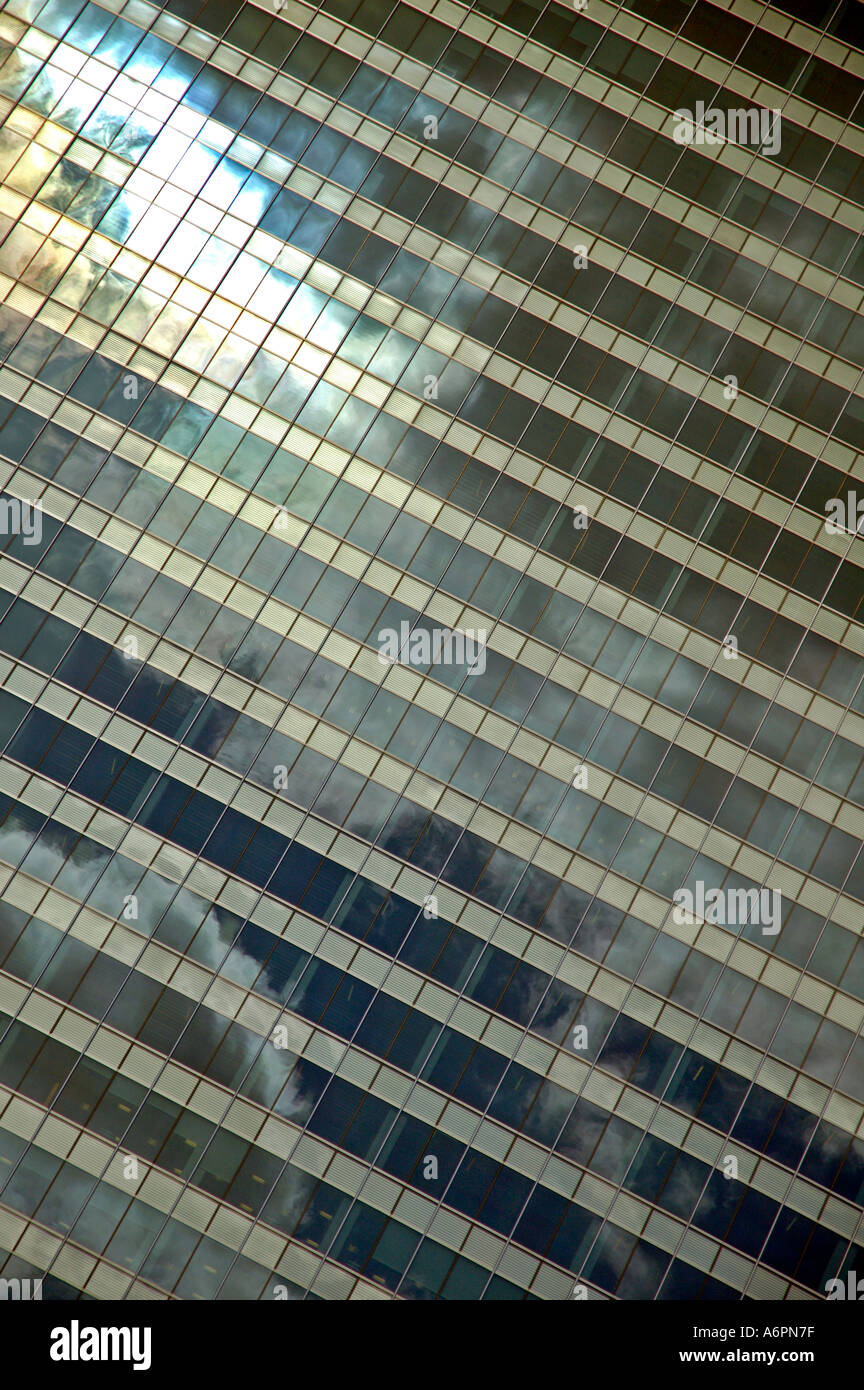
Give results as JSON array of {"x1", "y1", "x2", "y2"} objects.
[{"x1": 0, "y1": 0, "x2": 861, "y2": 1300}]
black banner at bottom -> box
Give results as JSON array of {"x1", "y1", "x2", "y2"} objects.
[{"x1": 0, "y1": 1294, "x2": 855, "y2": 1379}]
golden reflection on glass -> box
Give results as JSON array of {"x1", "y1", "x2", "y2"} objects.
[
  {"x1": 0, "y1": 225, "x2": 42, "y2": 278},
  {"x1": 6, "y1": 143, "x2": 58, "y2": 196},
  {"x1": 54, "y1": 253, "x2": 106, "y2": 310},
  {"x1": 20, "y1": 237, "x2": 75, "y2": 293},
  {"x1": 0, "y1": 130, "x2": 28, "y2": 181},
  {"x1": 0, "y1": 52, "x2": 42, "y2": 101}
]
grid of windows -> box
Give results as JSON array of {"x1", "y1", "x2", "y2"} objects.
[{"x1": 0, "y1": 0, "x2": 861, "y2": 1300}]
